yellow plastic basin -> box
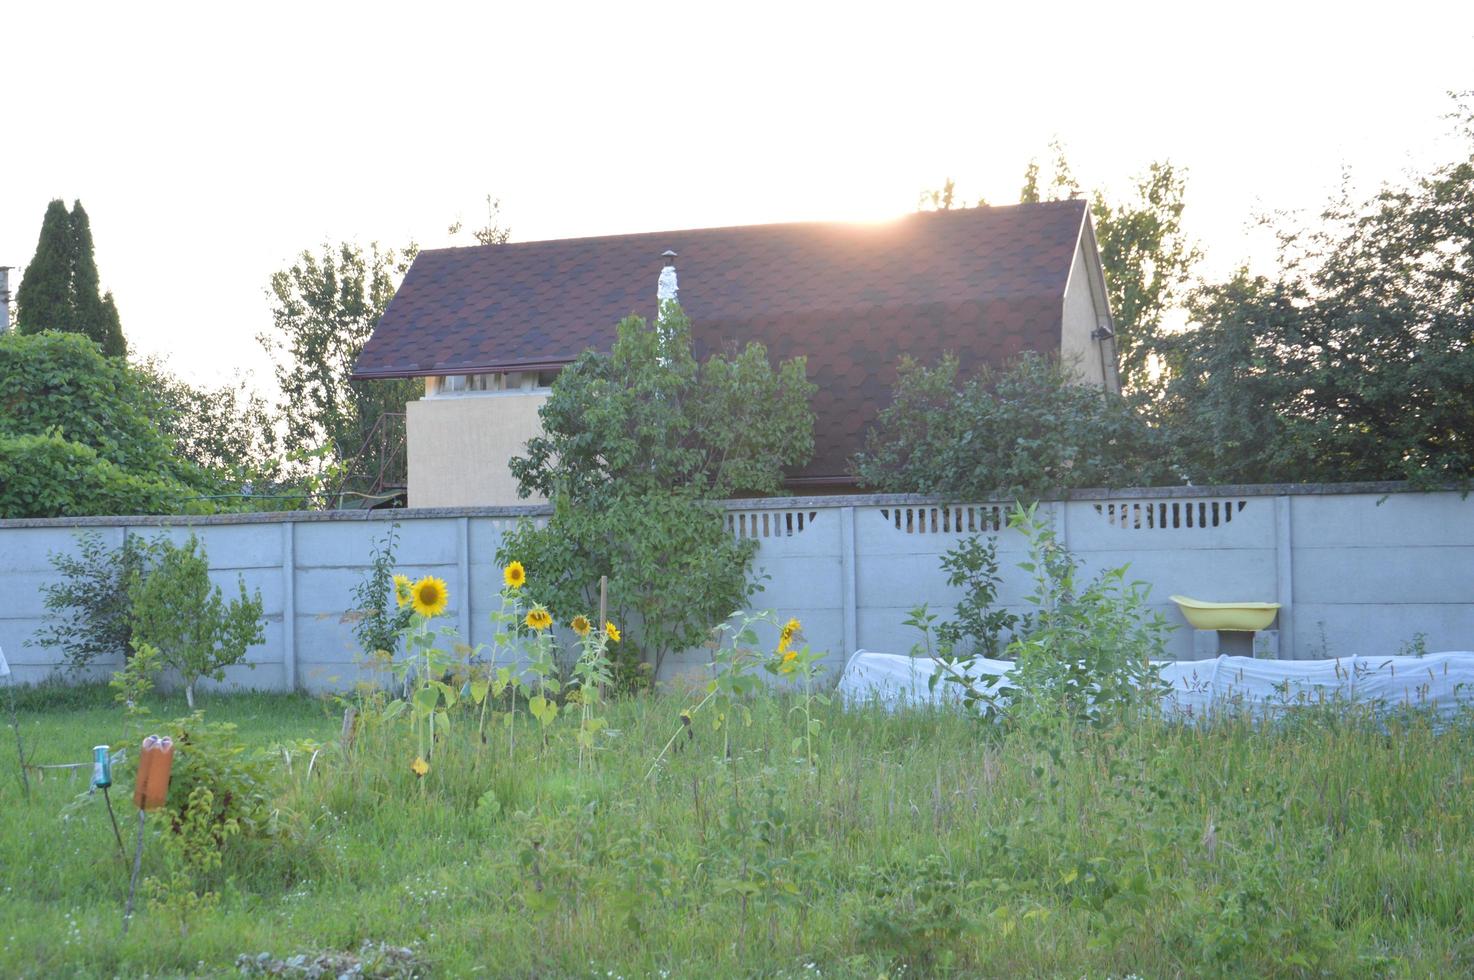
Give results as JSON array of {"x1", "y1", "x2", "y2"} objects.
[{"x1": 1169, "y1": 595, "x2": 1280, "y2": 632}]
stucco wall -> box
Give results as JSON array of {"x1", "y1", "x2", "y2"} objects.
[
  {"x1": 406, "y1": 393, "x2": 548, "y2": 507},
  {"x1": 1060, "y1": 240, "x2": 1109, "y2": 387},
  {"x1": 3, "y1": 486, "x2": 1471, "y2": 692}
]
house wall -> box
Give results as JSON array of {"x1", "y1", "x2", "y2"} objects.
[
  {"x1": 406, "y1": 392, "x2": 548, "y2": 507},
  {"x1": 4, "y1": 485, "x2": 1471, "y2": 692},
  {"x1": 1060, "y1": 240, "x2": 1110, "y2": 387}
]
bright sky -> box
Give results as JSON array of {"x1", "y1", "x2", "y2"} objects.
[{"x1": 2, "y1": 1, "x2": 1471, "y2": 393}]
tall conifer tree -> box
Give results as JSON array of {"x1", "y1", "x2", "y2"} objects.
[{"x1": 15, "y1": 199, "x2": 127, "y2": 356}]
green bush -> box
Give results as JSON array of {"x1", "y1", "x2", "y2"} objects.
[
  {"x1": 854, "y1": 351, "x2": 1170, "y2": 499},
  {"x1": 29, "y1": 531, "x2": 160, "y2": 673},
  {"x1": 0, "y1": 432, "x2": 187, "y2": 517},
  {"x1": 500, "y1": 489, "x2": 760, "y2": 683}
]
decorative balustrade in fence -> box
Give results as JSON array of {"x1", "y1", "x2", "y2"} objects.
[{"x1": 2, "y1": 485, "x2": 1471, "y2": 691}]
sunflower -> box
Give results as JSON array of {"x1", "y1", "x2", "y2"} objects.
[
  {"x1": 604, "y1": 621, "x2": 621, "y2": 643},
  {"x1": 571, "y1": 615, "x2": 592, "y2": 637},
  {"x1": 393, "y1": 574, "x2": 412, "y2": 607},
  {"x1": 410, "y1": 756, "x2": 429, "y2": 778},
  {"x1": 410, "y1": 576, "x2": 449, "y2": 618},
  {"x1": 525, "y1": 606, "x2": 553, "y2": 631},
  {"x1": 780, "y1": 649, "x2": 799, "y2": 675},
  {"x1": 503, "y1": 560, "x2": 526, "y2": 590},
  {"x1": 777, "y1": 617, "x2": 802, "y2": 655}
]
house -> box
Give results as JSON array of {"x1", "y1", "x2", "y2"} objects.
[{"x1": 352, "y1": 199, "x2": 1119, "y2": 507}]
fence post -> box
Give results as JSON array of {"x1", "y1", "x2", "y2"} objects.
[
  {"x1": 841, "y1": 506, "x2": 858, "y2": 658},
  {"x1": 1274, "y1": 495, "x2": 1295, "y2": 659},
  {"x1": 457, "y1": 517, "x2": 472, "y2": 645},
  {"x1": 281, "y1": 521, "x2": 297, "y2": 691}
]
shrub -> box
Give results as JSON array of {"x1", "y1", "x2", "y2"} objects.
[
  {"x1": 30, "y1": 531, "x2": 160, "y2": 673},
  {"x1": 853, "y1": 351, "x2": 1170, "y2": 500},
  {"x1": 129, "y1": 534, "x2": 265, "y2": 708},
  {"x1": 0, "y1": 432, "x2": 187, "y2": 518},
  {"x1": 500, "y1": 489, "x2": 759, "y2": 683}
]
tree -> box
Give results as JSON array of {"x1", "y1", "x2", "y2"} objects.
[
  {"x1": 258, "y1": 242, "x2": 421, "y2": 497},
  {"x1": 1157, "y1": 99, "x2": 1474, "y2": 487},
  {"x1": 500, "y1": 305, "x2": 816, "y2": 679},
  {"x1": 134, "y1": 358, "x2": 283, "y2": 495},
  {"x1": 15, "y1": 199, "x2": 126, "y2": 356},
  {"x1": 129, "y1": 534, "x2": 265, "y2": 709},
  {"x1": 853, "y1": 351, "x2": 1169, "y2": 500},
  {"x1": 509, "y1": 305, "x2": 816, "y2": 503}
]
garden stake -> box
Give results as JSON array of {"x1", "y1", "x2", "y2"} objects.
[
  {"x1": 123, "y1": 735, "x2": 174, "y2": 936},
  {"x1": 598, "y1": 575, "x2": 608, "y2": 700},
  {"x1": 93, "y1": 744, "x2": 126, "y2": 860},
  {"x1": 1, "y1": 646, "x2": 28, "y2": 802}
]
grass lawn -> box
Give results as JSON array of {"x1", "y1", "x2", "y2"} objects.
[{"x1": 2, "y1": 680, "x2": 1473, "y2": 978}]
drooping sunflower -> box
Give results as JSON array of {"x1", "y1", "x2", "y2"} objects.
[
  {"x1": 410, "y1": 756, "x2": 429, "y2": 778},
  {"x1": 503, "y1": 560, "x2": 526, "y2": 590},
  {"x1": 393, "y1": 574, "x2": 412, "y2": 608},
  {"x1": 525, "y1": 606, "x2": 553, "y2": 631},
  {"x1": 777, "y1": 617, "x2": 802, "y2": 654},
  {"x1": 604, "y1": 621, "x2": 621, "y2": 643},
  {"x1": 410, "y1": 576, "x2": 449, "y2": 618},
  {"x1": 571, "y1": 615, "x2": 592, "y2": 637}
]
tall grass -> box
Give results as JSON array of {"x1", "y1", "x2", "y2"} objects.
[{"x1": 2, "y1": 685, "x2": 1472, "y2": 977}]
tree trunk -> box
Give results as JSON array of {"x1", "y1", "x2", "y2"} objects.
[{"x1": 184, "y1": 679, "x2": 196, "y2": 710}]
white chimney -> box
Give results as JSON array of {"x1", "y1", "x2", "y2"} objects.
[
  {"x1": 0, "y1": 267, "x2": 11, "y2": 332},
  {"x1": 656, "y1": 249, "x2": 678, "y2": 313}
]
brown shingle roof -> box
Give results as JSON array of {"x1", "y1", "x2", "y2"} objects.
[{"x1": 354, "y1": 200, "x2": 1088, "y2": 484}]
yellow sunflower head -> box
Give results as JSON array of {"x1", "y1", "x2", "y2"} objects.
[
  {"x1": 777, "y1": 617, "x2": 802, "y2": 654},
  {"x1": 604, "y1": 621, "x2": 621, "y2": 643},
  {"x1": 503, "y1": 560, "x2": 526, "y2": 590},
  {"x1": 410, "y1": 756, "x2": 429, "y2": 778},
  {"x1": 525, "y1": 606, "x2": 553, "y2": 631},
  {"x1": 571, "y1": 615, "x2": 592, "y2": 637},
  {"x1": 410, "y1": 576, "x2": 449, "y2": 618},
  {"x1": 780, "y1": 649, "x2": 799, "y2": 674},
  {"x1": 393, "y1": 574, "x2": 412, "y2": 607}
]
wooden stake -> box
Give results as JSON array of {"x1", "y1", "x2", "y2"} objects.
[
  {"x1": 4, "y1": 676, "x2": 28, "y2": 802},
  {"x1": 598, "y1": 576, "x2": 608, "y2": 700},
  {"x1": 122, "y1": 811, "x2": 146, "y2": 935}
]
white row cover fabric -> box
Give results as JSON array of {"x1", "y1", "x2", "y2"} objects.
[{"x1": 836, "y1": 650, "x2": 1474, "y2": 721}]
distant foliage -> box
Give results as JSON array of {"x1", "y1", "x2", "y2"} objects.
[
  {"x1": 15, "y1": 199, "x2": 127, "y2": 357},
  {"x1": 853, "y1": 351, "x2": 1168, "y2": 500},
  {"x1": 30, "y1": 531, "x2": 160, "y2": 674},
  {"x1": 134, "y1": 357, "x2": 283, "y2": 495},
  {"x1": 259, "y1": 241, "x2": 421, "y2": 496},
  {"x1": 1156, "y1": 100, "x2": 1474, "y2": 487}
]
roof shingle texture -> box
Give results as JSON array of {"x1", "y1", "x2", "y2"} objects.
[{"x1": 354, "y1": 200, "x2": 1087, "y2": 483}]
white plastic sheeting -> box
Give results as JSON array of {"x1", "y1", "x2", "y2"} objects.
[{"x1": 836, "y1": 650, "x2": 1474, "y2": 720}]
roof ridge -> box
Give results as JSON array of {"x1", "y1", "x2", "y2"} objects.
[{"x1": 421, "y1": 199, "x2": 1088, "y2": 256}]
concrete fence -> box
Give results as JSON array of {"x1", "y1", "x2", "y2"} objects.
[{"x1": 1, "y1": 484, "x2": 1471, "y2": 691}]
